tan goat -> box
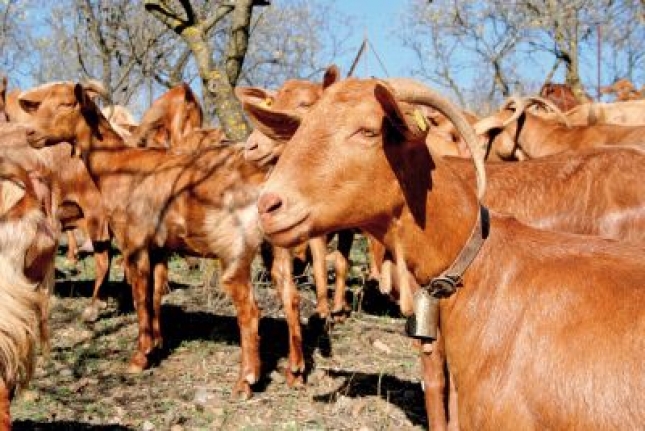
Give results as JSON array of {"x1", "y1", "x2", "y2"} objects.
[
  {"x1": 127, "y1": 82, "x2": 203, "y2": 149},
  {"x1": 0, "y1": 159, "x2": 57, "y2": 431},
  {"x1": 4, "y1": 87, "x2": 111, "y2": 322},
  {"x1": 249, "y1": 77, "x2": 645, "y2": 430},
  {"x1": 236, "y1": 67, "x2": 357, "y2": 320},
  {"x1": 18, "y1": 80, "x2": 308, "y2": 397},
  {"x1": 480, "y1": 96, "x2": 645, "y2": 159}
]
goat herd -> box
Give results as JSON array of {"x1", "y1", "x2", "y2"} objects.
[{"x1": 0, "y1": 64, "x2": 643, "y2": 430}]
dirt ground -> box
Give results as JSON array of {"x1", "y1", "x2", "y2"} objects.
[{"x1": 11, "y1": 237, "x2": 428, "y2": 431}]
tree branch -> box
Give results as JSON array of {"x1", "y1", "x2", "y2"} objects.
[{"x1": 144, "y1": 0, "x2": 188, "y2": 33}]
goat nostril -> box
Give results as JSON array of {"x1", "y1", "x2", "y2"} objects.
[
  {"x1": 258, "y1": 192, "x2": 283, "y2": 215},
  {"x1": 247, "y1": 142, "x2": 258, "y2": 151}
]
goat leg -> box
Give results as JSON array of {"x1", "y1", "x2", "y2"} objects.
[
  {"x1": 330, "y1": 230, "x2": 353, "y2": 322},
  {"x1": 0, "y1": 381, "x2": 9, "y2": 431},
  {"x1": 65, "y1": 230, "x2": 78, "y2": 265},
  {"x1": 126, "y1": 251, "x2": 154, "y2": 373},
  {"x1": 81, "y1": 242, "x2": 110, "y2": 323},
  {"x1": 151, "y1": 254, "x2": 168, "y2": 350},
  {"x1": 419, "y1": 330, "x2": 449, "y2": 431},
  {"x1": 308, "y1": 236, "x2": 330, "y2": 319},
  {"x1": 271, "y1": 247, "x2": 305, "y2": 387},
  {"x1": 221, "y1": 261, "x2": 261, "y2": 400}
]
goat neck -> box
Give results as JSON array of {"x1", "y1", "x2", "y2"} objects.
[{"x1": 257, "y1": 78, "x2": 483, "y2": 315}]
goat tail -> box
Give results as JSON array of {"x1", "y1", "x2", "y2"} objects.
[{"x1": 0, "y1": 254, "x2": 41, "y2": 394}]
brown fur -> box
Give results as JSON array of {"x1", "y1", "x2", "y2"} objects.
[
  {"x1": 600, "y1": 78, "x2": 644, "y2": 101},
  {"x1": 539, "y1": 82, "x2": 591, "y2": 112},
  {"x1": 251, "y1": 77, "x2": 645, "y2": 430},
  {"x1": 0, "y1": 159, "x2": 57, "y2": 429},
  {"x1": 17, "y1": 81, "x2": 307, "y2": 396},
  {"x1": 486, "y1": 102, "x2": 645, "y2": 159},
  {"x1": 3, "y1": 87, "x2": 111, "y2": 321},
  {"x1": 562, "y1": 100, "x2": 645, "y2": 126},
  {"x1": 236, "y1": 69, "x2": 355, "y2": 320},
  {"x1": 128, "y1": 83, "x2": 203, "y2": 149}
]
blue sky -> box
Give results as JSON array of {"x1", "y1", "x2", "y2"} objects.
[{"x1": 330, "y1": 0, "x2": 416, "y2": 78}]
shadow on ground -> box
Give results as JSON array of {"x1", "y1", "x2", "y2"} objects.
[
  {"x1": 314, "y1": 369, "x2": 428, "y2": 428},
  {"x1": 14, "y1": 420, "x2": 133, "y2": 430}
]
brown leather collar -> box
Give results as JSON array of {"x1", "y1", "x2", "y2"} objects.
[{"x1": 424, "y1": 205, "x2": 490, "y2": 298}]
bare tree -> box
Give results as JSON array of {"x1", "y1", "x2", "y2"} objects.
[
  {"x1": 144, "y1": 0, "x2": 267, "y2": 140},
  {"x1": 399, "y1": 0, "x2": 643, "y2": 111},
  {"x1": 399, "y1": 0, "x2": 525, "y2": 111}
]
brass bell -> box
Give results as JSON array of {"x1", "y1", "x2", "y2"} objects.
[{"x1": 405, "y1": 288, "x2": 440, "y2": 340}]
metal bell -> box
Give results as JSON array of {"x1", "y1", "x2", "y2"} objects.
[{"x1": 405, "y1": 288, "x2": 440, "y2": 340}]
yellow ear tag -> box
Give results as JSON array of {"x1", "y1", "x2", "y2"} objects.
[
  {"x1": 413, "y1": 109, "x2": 428, "y2": 132},
  {"x1": 262, "y1": 97, "x2": 273, "y2": 108}
]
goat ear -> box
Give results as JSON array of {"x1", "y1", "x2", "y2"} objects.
[
  {"x1": 242, "y1": 101, "x2": 301, "y2": 143},
  {"x1": 322, "y1": 65, "x2": 340, "y2": 89},
  {"x1": 235, "y1": 87, "x2": 276, "y2": 108},
  {"x1": 74, "y1": 83, "x2": 92, "y2": 109},
  {"x1": 374, "y1": 83, "x2": 426, "y2": 142},
  {"x1": 81, "y1": 79, "x2": 107, "y2": 100}
]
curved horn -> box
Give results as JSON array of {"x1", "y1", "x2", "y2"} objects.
[
  {"x1": 499, "y1": 96, "x2": 528, "y2": 128},
  {"x1": 524, "y1": 96, "x2": 571, "y2": 128},
  {"x1": 385, "y1": 78, "x2": 486, "y2": 200},
  {"x1": 473, "y1": 116, "x2": 505, "y2": 136}
]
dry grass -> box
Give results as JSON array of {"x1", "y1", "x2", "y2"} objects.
[{"x1": 11, "y1": 237, "x2": 427, "y2": 430}]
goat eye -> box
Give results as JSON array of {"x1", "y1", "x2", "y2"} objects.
[
  {"x1": 298, "y1": 102, "x2": 313, "y2": 108},
  {"x1": 361, "y1": 128, "x2": 379, "y2": 138},
  {"x1": 19, "y1": 99, "x2": 40, "y2": 113}
]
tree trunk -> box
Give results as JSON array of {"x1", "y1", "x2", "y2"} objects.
[{"x1": 144, "y1": 0, "x2": 257, "y2": 141}]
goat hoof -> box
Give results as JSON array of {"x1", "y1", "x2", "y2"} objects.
[
  {"x1": 126, "y1": 353, "x2": 149, "y2": 374},
  {"x1": 330, "y1": 307, "x2": 350, "y2": 323},
  {"x1": 81, "y1": 305, "x2": 100, "y2": 323},
  {"x1": 232, "y1": 381, "x2": 253, "y2": 401},
  {"x1": 286, "y1": 369, "x2": 305, "y2": 388}
]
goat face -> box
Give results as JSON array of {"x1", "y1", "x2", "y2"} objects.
[
  {"x1": 236, "y1": 72, "x2": 335, "y2": 167},
  {"x1": 18, "y1": 82, "x2": 104, "y2": 153},
  {"x1": 254, "y1": 79, "x2": 428, "y2": 248}
]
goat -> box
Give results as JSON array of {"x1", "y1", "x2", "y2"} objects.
[
  {"x1": 236, "y1": 68, "x2": 355, "y2": 320},
  {"x1": 127, "y1": 82, "x2": 203, "y2": 149},
  {"x1": 479, "y1": 96, "x2": 645, "y2": 159},
  {"x1": 0, "y1": 158, "x2": 57, "y2": 431},
  {"x1": 17, "y1": 80, "x2": 308, "y2": 397},
  {"x1": 560, "y1": 99, "x2": 645, "y2": 126},
  {"x1": 539, "y1": 82, "x2": 591, "y2": 112},
  {"x1": 370, "y1": 144, "x2": 645, "y2": 427},
  {"x1": 600, "y1": 78, "x2": 644, "y2": 101},
  {"x1": 249, "y1": 77, "x2": 645, "y2": 430},
  {"x1": 4, "y1": 87, "x2": 111, "y2": 322}
]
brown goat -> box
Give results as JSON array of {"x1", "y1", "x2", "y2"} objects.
[
  {"x1": 600, "y1": 78, "x2": 644, "y2": 101},
  {"x1": 241, "y1": 72, "x2": 645, "y2": 426},
  {"x1": 539, "y1": 82, "x2": 591, "y2": 111},
  {"x1": 127, "y1": 82, "x2": 203, "y2": 149},
  {"x1": 480, "y1": 96, "x2": 645, "y2": 159},
  {"x1": 0, "y1": 158, "x2": 57, "y2": 430},
  {"x1": 250, "y1": 77, "x2": 645, "y2": 429},
  {"x1": 4, "y1": 87, "x2": 111, "y2": 322},
  {"x1": 236, "y1": 69, "x2": 356, "y2": 320},
  {"x1": 17, "y1": 80, "x2": 308, "y2": 397},
  {"x1": 561, "y1": 99, "x2": 645, "y2": 126},
  {"x1": 368, "y1": 143, "x2": 645, "y2": 426}
]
